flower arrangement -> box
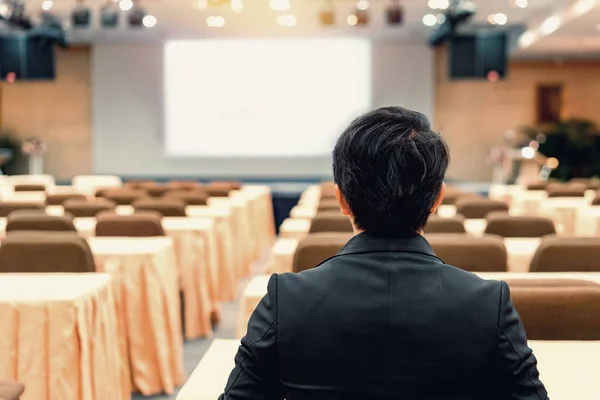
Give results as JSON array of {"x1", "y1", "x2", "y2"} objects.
[{"x1": 22, "y1": 137, "x2": 47, "y2": 156}]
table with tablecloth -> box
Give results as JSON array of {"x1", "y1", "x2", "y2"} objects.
[
  {"x1": 0, "y1": 273, "x2": 127, "y2": 400},
  {"x1": 176, "y1": 337, "x2": 599, "y2": 400},
  {"x1": 297, "y1": 185, "x2": 321, "y2": 208},
  {"x1": 89, "y1": 237, "x2": 185, "y2": 396}
]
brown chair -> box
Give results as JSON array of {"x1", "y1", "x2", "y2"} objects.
[
  {"x1": 167, "y1": 180, "x2": 202, "y2": 190},
  {"x1": 317, "y1": 199, "x2": 340, "y2": 212},
  {"x1": 0, "y1": 381, "x2": 25, "y2": 400},
  {"x1": 292, "y1": 232, "x2": 351, "y2": 273},
  {"x1": 13, "y1": 184, "x2": 46, "y2": 192},
  {"x1": 0, "y1": 231, "x2": 95, "y2": 273},
  {"x1": 530, "y1": 236, "x2": 600, "y2": 272},
  {"x1": 455, "y1": 198, "x2": 509, "y2": 219},
  {"x1": 508, "y1": 282, "x2": 600, "y2": 340},
  {"x1": 592, "y1": 195, "x2": 600, "y2": 206},
  {"x1": 546, "y1": 183, "x2": 586, "y2": 198},
  {"x1": 570, "y1": 178, "x2": 600, "y2": 190},
  {"x1": 427, "y1": 234, "x2": 507, "y2": 272},
  {"x1": 206, "y1": 182, "x2": 234, "y2": 197},
  {"x1": 0, "y1": 202, "x2": 44, "y2": 218},
  {"x1": 63, "y1": 198, "x2": 116, "y2": 217},
  {"x1": 164, "y1": 190, "x2": 208, "y2": 206},
  {"x1": 124, "y1": 180, "x2": 154, "y2": 189},
  {"x1": 440, "y1": 190, "x2": 481, "y2": 205},
  {"x1": 98, "y1": 189, "x2": 147, "y2": 205},
  {"x1": 145, "y1": 185, "x2": 173, "y2": 198},
  {"x1": 96, "y1": 212, "x2": 165, "y2": 237},
  {"x1": 45, "y1": 193, "x2": 87, "y2": 206},
  {"x1": 6, "y1": 214, "x2": 76, "y2": 232},
  {"x1": 320, "y1": 181, "x2": 336, "y2": 199},
  {"x1": 309, "y1": 212, "x2": 352, "y2": 233},
  {"x1": 484, "y1": 213, "x2": 556, "y2": 238},
  {"x1": 133, "y1": 198, "x2": 187, "y2": 217},
  {"x1": 424, "y1": 215, "x2": 466, "y2": 234},
  {"x1": 526, "y1": 182, "x2": 547, "y2": 191}
]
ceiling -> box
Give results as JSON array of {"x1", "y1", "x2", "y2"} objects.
[{"x1": 14, "y1": 0, "x2": 600, "y2": 57}]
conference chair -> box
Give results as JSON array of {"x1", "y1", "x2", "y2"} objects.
[
  {"x1": 317, "y1": 199, "x2": 340, "y2": 212},
  {"x1": 0, "y1": 381, "x2": 25, "y2": 400},
  {"x1": 526, "y1": 182, "x2": 547, "y2": 191},
  {"x1": 0, "y1": 231, "x2": 95, "y2": 273},
  {"x1": 455, "y1": 198, "x2": 509, "y2": 219},
  {"x1": 507, "y1": 281, "x2": 600, "y2": 340},
  {"x1": 98, "y1": 188, "x2": 147, "y2": 205},
  {"x1": 570, "y1": 178, "x2": 600, "y2": 190},
  {"x1": 484, "y1": 213, "x2": 556, "y2": 237},
  {"x1": 309, "y1": 211, "x2": 353, "y2": 233},
  {"x1": 167, "y1": 180, "x2": 202, "y2": 190},
  {"x1": 45, "y1": 193, "x2": 87, "y2": 206},
  {"x1": 292, "y1": 232, "x2": 352, "y2": 273},
  {"x1": 592, "y1": 195, "x2": 600, "y2": 206},
  {"x1": 145, "y1": 185, "x2": 173, "y2": 198},
  {"x1": 96, "y1": 212, "x2": 165, "y2": 237},
  {"x1": 424, "y1": 215, "x2": 466, "y2": 234},
  {"x1": 133, "y1": 198, "x2": 187, "y2": 217},
  {"x1": 6, "y1": 214, "x2": 76, "y2": 233},
  {"x1": 0, "y1": 202, "x2": 44, "y2": 217},
  {"x1": 440, "y1": 189, "x2": 481, "y2": 205},
  {"x1": 427, "y1": 234, "x2": 507, "y2": 272},
  {"x1": 13, "y1": 184, "x2": 46, "y2": 192},
  {"x1": 530, "y1": 236, "x2": 600, "y2": 272},
  {"x1": 206, "y1": 181, "x2": 235, "y2": 197},
  {"x1": 164, "y1": 190, "x2": 208, "y2": 206},
  {"x1": 124, "y1": 180, "x2": 155, "y2": 189},
  {"x1": 546, "y1": 183, "x2": 586, "y2": 198},
  {"x1": 63, "y1": 198, "x2": 116, "y2": 217},
  {"x1": 320, "y1": 181, "x2": 336, "y2": 199}
]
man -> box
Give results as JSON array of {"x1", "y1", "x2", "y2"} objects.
[{"x1": 219, "y1": 107, "x2": 548, "y2": 400}]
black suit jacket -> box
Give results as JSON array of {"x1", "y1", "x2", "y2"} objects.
[{"x1": 219, "y1": 233, "x2": 548, "y2": 400}]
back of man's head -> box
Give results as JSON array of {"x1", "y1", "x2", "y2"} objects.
[{"x1": 332, "y1": 106, "x2": 449, "y2": 238}]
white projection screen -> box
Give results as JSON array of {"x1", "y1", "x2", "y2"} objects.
[{"x1": 164, "y1": 38, "x2": 371, "y2": 157}]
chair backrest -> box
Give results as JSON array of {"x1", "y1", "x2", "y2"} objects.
[
  {"x1": 455, "y1": 198, "x2": 509, "y2": 219},
  {"x1": 427, "y1": 234, "x2": 507, "y2": 272},
  {"x1": 526, "y1": 182, "x2": 547, "y2": 191},
  {"x1": 124, "y1": 180, "x2": 155, "y2": 189},
  {"x1": 316, "y1": 198, "x2": 340, "y2": 212},
  {"x1": 0, "y1": 380, "x2": 25, "y2": 400},
  {"x1": 530, "y1": 236, "x2": 600, "y2": 272},
  {"x1": 484, "y1": 212, "x2": 556, "y2": 238},
  {"x1": 0, "y1": 202, "x2": 44, "y2": 218},
  {"x1": 592, "y1": 195, "x2": 600, "y2": 206},
  {"x1": 98, "y1": 189, "x2": 147, "y2": 205},
  {"x1": 570, "y1": 178, "x2": 600, "y2": 190},
  {"x1": 206, "y1": 182, "x2": 233, "y2": 197},
  {"x1": 63, "y1": 198, "x2": 116, "y2": 217},
  {"x1": 45, "y1": 193, "x2": 87, "y2": 206},
  {"x1": 319, "y1": 181, "x2": 336, "y2": 199},
  {"x1": 164, "y1": 190, "x2": 208, "y2": 206},
  {"x1": 440, "y1": 190, "x2": 482, "y2": 205},
  {"x1": 95, "y1": 212, "x2": 165, "y2": 237},
  {"x1": 6, "y1": 214, "x2": 76, "y2": 232},
  {"x1": 546, "y1": 183, "x2": 586, "y2": 198},
  {"x1": 508, "y1": 282, "x2": 600, "y2": 340},
  {"x1": 424, "y1": 215, "x2": 466, "y2": 234},
  {"x1": 13, "y1": 184, "x2": 46, "y2": 192},
  {"x1": 145, "y1": 185, "x2": 173, "y2": 197},
  {"x1": 167, "y1": 180, "x2": 202, "y2": 191},
  {"x1": 292, "y1": 232, "x2": 352, "y2": 273},
  {"x1": 309, "y1": 212, "x2": 352, "y2": 233},
  {"x1": 0, "y1": 231, "x2": 95, "y2": 273},
  {"x1": 133, "y1": 198, "x2": 187, "y2": 217}
]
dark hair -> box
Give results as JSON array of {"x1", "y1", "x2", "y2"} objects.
[{"x1": 332, "y1": 106, "x2": 449, "y2": 238}]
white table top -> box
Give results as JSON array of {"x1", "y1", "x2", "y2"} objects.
[
  {"x1": 177, "y1": 338, "x2": 600, "y2": 400},
  {"x1": 0, "y1": 273, "x2": 112, "y2": 301},
  {"x1": 88, "y1": 236, "x2": 174, "y2": 255}
]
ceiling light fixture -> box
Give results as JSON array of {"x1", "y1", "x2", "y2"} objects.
[
  {"x1": 571, "y1": 0, "x2": 596, "y2": 17},
  {"x1": 277, "y1": 14, "x2": 296, "y2": 26},
  {"x1": 518, "y1": 31, "x2": 536, "y2": 47},
  {"x1": 422, "y1": 13, "x2": 437, "y2": 26},
  {"x1": 206, "y1": 15, "x2": 225, "y2": 27},
  {"x1": 192, "y1": 0, "x2": 208, "y2": 10},
  {"x1": 427, "y1": 0, "x2": 449, "y2": 10},
  {"x1": 119, "y1": 0, "x2": 133, "y2": 11},
  {"x1": 41, "y1": 0, "x2": 54, "y2": 11},
  {"x1": 270, "y1": 0, "x2": 290, "y2": 11},
  {"x1": 514, "y1": 0, "x2": 528, "y2": 8},
  {"x1": 540, "y1": 16, "x2": 561, "y2": 35},
  {"x1": 142, "y1": 14, "x2": 157, "y2": 27},
  {"x1": 347, "y1": 14, "x2": 358, "y2": 25},
  {"x1": 493, "y1": 13, "x2": 507, "y2": 25},
  {"x1": 230, "y1": 0, "x2": 243, "y2": 13},
  {"x1": 356, "y1": 0, "x2": 369, "y2": 11}
]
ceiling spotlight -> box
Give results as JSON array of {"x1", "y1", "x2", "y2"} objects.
[
  {"x1": 386, "y1": 0, "x2": 403, "y2": 25},
  {"x1": 514, "y1": 0, "x2": 528, "y2": 8},
  {"x1": 119, "y1": 0, "x2": 134, "y2": 11},
  {"x1": 128, "y1": 3, "x2": 146, "y2": 27},
  {"x1": 347, "y1": 14, "x2": 358, "y2": 26},
  {"x1": 518, "y1": 31, "x2": 536, "y2": 47},
  {"x1": 41, "y1": 0, "x2": 54, "y2": 11},
  {"x1": 270, "y1": 0, "x2": 290, "y2": 11},
  {"x1": 422, "y1": 13, "x2": 437, "y2": 26},
  {"x1": 521, "y1": 146, "x2": 535, "y2": 160},
  {"x1": 428, "y1": 0, "x2": 449, "y2": 10},
  {"x1": 492, "y1": 13, "x2": 507, "y2": 25},
  {"x1": 101, "y1": 1, "x2": 120, "y2": 27},
  {"x1": 142, "y1": 14, "x2": 157, "y2": 28},
  {"x1": 72, "y1": 0, "x2": 92, "y2": 28},
  {"x1": 230, "y1": 0, "x2": 243, "y2": 13},
  {"x1": 356, "y1": 0, "x2": 369, "y2": 11},
  {"x1": 277, "y1": 14, "x2": 296, "y2": 26},
  {"x1": 206, "y1": 15, "x2": 225, "y2": 27},
  {"x1": 192, "y1": 0, "x2": 208, "y2": 10},
  {"x1": 540, "y1": 16, "x2": 560, "y2": 34}
]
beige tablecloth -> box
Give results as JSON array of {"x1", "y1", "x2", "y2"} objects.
[
  {"x1": 0, "y1": 273, "x2": 127, "y2": 400},
  {"x1": 297, "y1": 186, "x2": 321, "y2": 208},
  {"x1": 90, "y1": 237, "x2": 185, "y2": 396},
  {"x1": 177, "y1": 338, "x2": 600, "y2": 400},
  {"x1": 538, "y1": 198, "x2": 590, "y2": 235},
  {"x1": 279, "y1": 218, "x2": 311, "y2": 240},
  {"x1": 267, "y1": 238, "x2": 299, "y2": 274}
]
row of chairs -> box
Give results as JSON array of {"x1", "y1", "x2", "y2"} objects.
[{"x1": 292, "y1": 232, "x2": 600, "y2": 273}]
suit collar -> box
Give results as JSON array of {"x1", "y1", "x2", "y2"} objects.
[{"x1": 337, "y1": 232, "x2": 443, "y2": 262}]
